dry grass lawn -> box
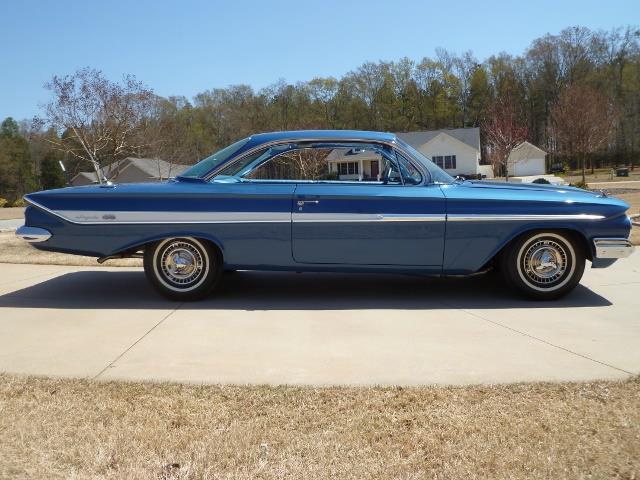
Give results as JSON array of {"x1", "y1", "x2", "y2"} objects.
[
  {"x1": 0, "y1": 207, "x2": 24, "y2": 220},
  {"x1": 0, "y1": 232, "x2": 142, "y2": 267},
  {"x1": 616, "y1": 191, "x2": 640, "y2": 216},
  {"x1": 613, "y1": 192, "x2": 640, "y2": 245},
  {"x1": 1, "y1": 374, "x2": 639, "y2": 479},
  {"x1": 563, "y1": 169, "x2": 640, "y2": 185}
]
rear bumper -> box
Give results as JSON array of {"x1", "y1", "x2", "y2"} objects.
[
  {"x1": 16, "y1": 226, "x2": 52, "y2": 243},
  {"x1": 593, "y1": 238, "x2": 635, "y2": 259}
]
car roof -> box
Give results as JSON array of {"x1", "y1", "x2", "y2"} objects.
[{"x1": 246, "y1": 130, "x2": 398, "y2": 146}]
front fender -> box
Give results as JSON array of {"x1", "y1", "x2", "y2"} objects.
[{"x1": 442, "y1": 213, "x2": 631, "y2": 274}]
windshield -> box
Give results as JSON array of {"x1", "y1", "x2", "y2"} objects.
[
  {"x1": 397, "y1": 138, "x2": 455, "y2": 184},
  {"x1": 179, "y1": 137, "x2": 251, "y2": 178}
]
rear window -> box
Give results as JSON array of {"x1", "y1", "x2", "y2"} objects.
[{"x1": 179, "y1": 137, "x2": 250, "y2": 178}]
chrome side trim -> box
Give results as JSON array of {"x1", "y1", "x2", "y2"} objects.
[
  {"x1": 292, "y1": 213, "x2": 445, "y2": 223},
  {"x1": 593, "y1": 238, "x2": 635, "y2": 259},
  {"x1": 55, "y1": 210, "x2": 291, "y2": 224},
  {"x1": 16, "y1": 226, "x2": 52, "y2": 243},
  {"x1": 447, "y1": 214, "x2": 605, "y2": 222},
  {"x1": 24, "y1": 199, "x2": 292, "y2": 224},
  {"x1": 26, "y1": 198, "x2": 445, "y2": 225}
]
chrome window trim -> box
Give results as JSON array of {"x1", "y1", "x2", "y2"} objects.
[{"x1": 203, "y1": 138, "x2": 432, "y2": 186}]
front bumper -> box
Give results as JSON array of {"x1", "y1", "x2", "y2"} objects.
[
  {"x1": 16, "y1": 226, "x2": 52, "y2": 243},
  {"x1": 593, "y1": 238, "x2": 635, "y2": 259}
]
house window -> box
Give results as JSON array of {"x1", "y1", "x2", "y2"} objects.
[
  {"x1": 338, "y1": 162, "x2": 359, "y2": 175},
  {"x1": 432, "y1": 155, "x2": 456, "y2": 170},
  {"x1": 445, "y1": 155, "x2": 456, "y2": 169}
]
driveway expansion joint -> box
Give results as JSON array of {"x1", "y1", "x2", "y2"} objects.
[
  {"x1": 458, "y1": 307, "x2": 634, "y2": 376},
  {"x1": 92, "y1": 303, "x2": 184, "y2": 379}
]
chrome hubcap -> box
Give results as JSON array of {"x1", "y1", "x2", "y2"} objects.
[
  {"x1": 160, "y1": 241, "x2": 204, "y2": 287},
  {"x1": 523, "y1": 240, "x2": 567, "y2": 284}
]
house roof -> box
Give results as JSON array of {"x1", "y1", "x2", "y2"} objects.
[
  {"x1": 71, "y1": 158, "x2": 190, "y2": 185},
  {"x1": 397, "y1": 128, "x2": 481, "y2": 152},
  {"x1": 119, "y1": 157, "x2": 189, "y2": 178},
  {"x1": 324, "y1": 147, "x2": 381, "y2": 163},
  {"x1": 72, "y1": 171, "x2": 99, "y2": 182},
  {"x1": 513, "y1": 141, "x2": 547, "y2": 155}
]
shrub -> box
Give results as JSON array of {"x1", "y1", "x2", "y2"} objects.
[
  {"x1": 571, "y1": 181, "x2": 589, "y2": 190},
  {"x1": 12, "y1": 198, "x2": 26, "y2": 207},
  {"x1": 532, "y1": 178, "x2": 551, "y2": 184},
  {"x1": 0, "y1": 198, "x2": 8, "y2": 208}
]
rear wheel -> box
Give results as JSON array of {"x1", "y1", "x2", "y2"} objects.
[
  {"x1": 144, "y1": 237, "x2": 222, "y2": 301},
  {"x1": 500, "y1": 231, "x2": 585, "y2": 300}
]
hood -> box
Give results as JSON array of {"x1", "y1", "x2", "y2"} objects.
[
  {"x1": 462, "y1": 180, "x2": 628, "y2": 204},
  {"x1": 466, "y1": 179, "x2": 595, "y2": 195},
  {"x1": 442, "y1": 180, "x2": 630, "y2": 218}
]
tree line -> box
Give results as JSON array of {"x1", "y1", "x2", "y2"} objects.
[{"x1": 0, "y1": 25, "x2": 638, "y2": 202}]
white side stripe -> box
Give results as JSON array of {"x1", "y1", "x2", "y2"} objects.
[
  {"x1": 292, "y1": 213, "x2": 445, "y2": 222},
  {"x1": 26, "y1": 199, "x2": 606, "y2": 225},
  {"x1": 55, "y1": 210, "x2": 291, "y2": 224},
  {"x1": 50, "y1": 210, "x2": 606, "y2": 225},
  {"x1": 447, "y1": 214, "x2": 605, "y2": 221}
]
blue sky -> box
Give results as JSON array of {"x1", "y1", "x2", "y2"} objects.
[{"x1": 1, "y1": 0, "x2": 638, "y2": 121}]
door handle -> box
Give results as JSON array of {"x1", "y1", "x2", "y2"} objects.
[{"x1": 297, "y1": 200, "x2": 319, "y2": 206}]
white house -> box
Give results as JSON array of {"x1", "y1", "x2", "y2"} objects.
[
  {"x1": 325, "y1": 148, "x2": 383, "y2": 181},
  {"x1": 506, "y1": 141, "x2": 547, "y2": 177},
  {"x1": 397, "y1": 128, "x2": 547, "y2": 179},
  {"x1": 397, "y1": 128, "x2": 494, "y2": 178}
]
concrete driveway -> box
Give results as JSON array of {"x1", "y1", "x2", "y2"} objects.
[
  {"x1": 0, "y1": 219, "x2": 23, "y2": 232},
  {"x1": 0, "y1": 253, "x2": 638, "y2": 386}
]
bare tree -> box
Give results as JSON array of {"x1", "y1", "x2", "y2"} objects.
[
  {"x1": 38, "y1": 68, "x2": 154, "y2": 183},
  {"x1": 482, "y1": 93, "x2": 529, "y2": 180},
  {"x1": 550, "y1": 83, "x2": 617, "y2": 185}
]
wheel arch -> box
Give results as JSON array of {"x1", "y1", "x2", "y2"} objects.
[
  {"x1": 484, "y1": 226, "x2": 592, "y2": 271},
  {"x1": 110, "y1": 231, "x2": 226, "y2": 262}
]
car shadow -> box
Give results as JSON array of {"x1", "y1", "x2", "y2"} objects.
[{"x1": 0, "y1": 269, "x2": 612, "y2": 310}]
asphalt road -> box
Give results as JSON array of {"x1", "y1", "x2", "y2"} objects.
[{"x1": 0, "y1": 254, "x2": 638, "y2": 386}]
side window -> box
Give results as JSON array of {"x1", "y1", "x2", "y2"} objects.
[
  {"x1": 243, "y1": 148, "x2": 334, "y2": 181},
  {"x1": 242, "y1": 145, "x2": 404, "y2": 183},
  {"x1": 326, "y1": 146, "x2": 402, "y2": 184},
  {"x1": 396, "y1": 152, "x2": 423, "y2": 185}
]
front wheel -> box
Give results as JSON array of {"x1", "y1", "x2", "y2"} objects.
[
  {"x1": 500, "y1": 231, "x2": 585, "y2": 300},
  {"x1": 144, "y1": 237, "x2": 222, "y2": 301}
]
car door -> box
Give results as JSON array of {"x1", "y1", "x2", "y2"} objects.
[{"x1": 292, "y1": 146, "x2": 446, "y2": 266}]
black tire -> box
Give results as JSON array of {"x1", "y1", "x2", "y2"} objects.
[
  {"x1": 500, "y1": 231, "x2": 585, "y2": 300},
  {"x1": 144, "y1": 237, "x2": 222, "y2": 301}
]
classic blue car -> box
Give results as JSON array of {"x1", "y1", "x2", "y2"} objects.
[{"x1": 17, "y1": 130, "x2": 634, "y2": 300}]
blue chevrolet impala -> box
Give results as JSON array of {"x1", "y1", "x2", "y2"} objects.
[{"x1": 17, "y1": 130, "x2": 634, "y2": 300}]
